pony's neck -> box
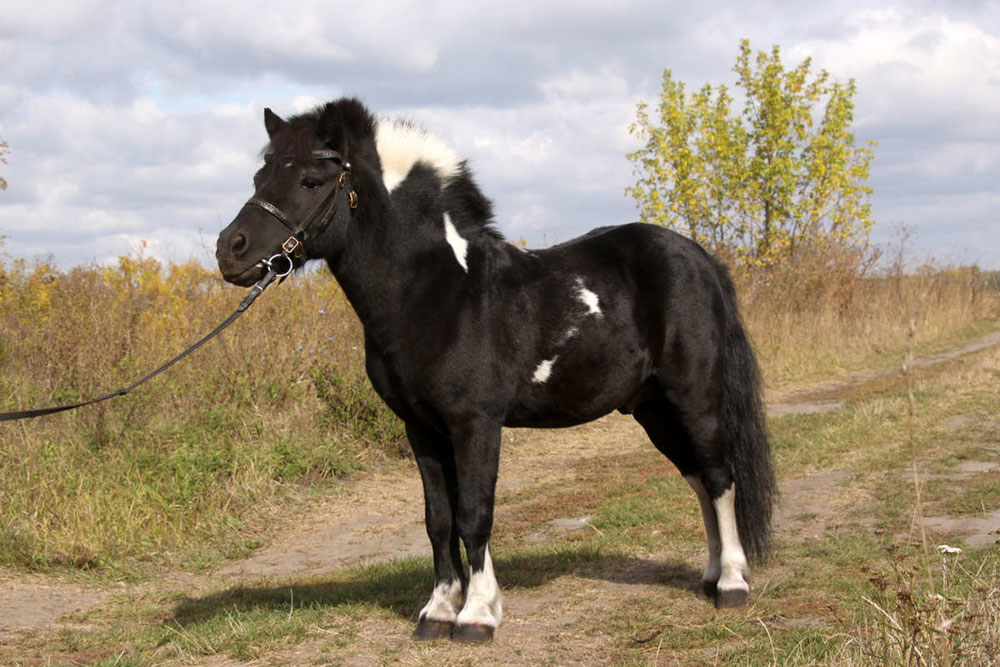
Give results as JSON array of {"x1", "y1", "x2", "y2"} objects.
[
  {"x1": 324, "y1": 117, "x2": 503, "y2": 348},
  {"x1": 324, "y1": 163, "x2": 407, "y2": 333}
]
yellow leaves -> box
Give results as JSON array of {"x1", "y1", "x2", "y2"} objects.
[{"x1": 627, "y1": 40, "x2": 876, "y2": 271}]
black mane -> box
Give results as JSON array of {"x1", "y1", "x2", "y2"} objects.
[
  {"x1": 266, "y1": 98, "x2": 381, "y2": 171},
  {"x1": 303, "y1": 98, "x2": 505, "y2": 242},
  {"x1": 441, "y1": 167, "x2": 504, "y2": 242}
]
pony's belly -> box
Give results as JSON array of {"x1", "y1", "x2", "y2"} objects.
[
  {"x1": 504, "y1": 364, "x2": 649, "y2": 428},
  {"x1": 503, "y1": 409, "x2": 612, "y2": 429}
]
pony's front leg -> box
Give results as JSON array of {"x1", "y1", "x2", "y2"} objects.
[
  {"x1": 407, "y1": 423, "x2": 466, "y2": 641},
  {"x1": 451, "y1": 416, "x2": 503, "y2": 644}
]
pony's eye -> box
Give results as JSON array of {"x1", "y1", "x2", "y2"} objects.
[{"x1": 301, "y1": 177, "x2": 321, "y2": 190}]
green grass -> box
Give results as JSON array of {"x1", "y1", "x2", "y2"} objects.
[
  {"x1": 0, "y1": 262, "x2": 398, "y2": 577},
  {"x1": 0, "y1": 411, "x2": 363, "y2": 574},
  {"x1": 7, "y1": 345, "x2": 996, "y2": 664},
  {"x1": 1, "y1": 253, "x2": 996, "y2": 583},
  {"x1": 1, "y1": 253, "x2": 998, "y2": 663}
]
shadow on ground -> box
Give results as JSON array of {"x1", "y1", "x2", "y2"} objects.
[{"x1": 168, "y1": 545, "x2": 703, "y2": 629}]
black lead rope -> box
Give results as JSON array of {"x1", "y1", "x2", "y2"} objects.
[{"x1": 0, "y1": 268, "x2": 280, "y2": 422}]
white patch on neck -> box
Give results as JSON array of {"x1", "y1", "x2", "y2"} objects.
[
  {"x1": 444, "y1": 213, "x2": 469, "y2": 272},
  {"x1": 532, "y1": 356, "x2": 558, "y2": 384},
  {"x1": 375, "y1": 118, "x2": 463, "y2": 192},
  {"x1": 575, "y1": 277, "x2": 602, "y2": 316}
]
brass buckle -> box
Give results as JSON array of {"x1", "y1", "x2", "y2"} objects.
[
  {"x1": 349, "y1": 190, "x2": 359, "y2": 209},
  {"x1": 282, "y1": 236, "x2": 303, "y2": 257}
]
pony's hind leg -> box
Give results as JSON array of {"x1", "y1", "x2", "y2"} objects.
[
  {"x1": 406, "y1": 423, "x2": 466, "y2": 641},
  {"x1": 633, "y1": 400, "x2": 750, "y2": 607},
  {"x1": 633, "y1": 401, "x2": 721, "y2": 596},
  {"x1": 683, "y1": 475, "x2": 723, "y2": 598}
]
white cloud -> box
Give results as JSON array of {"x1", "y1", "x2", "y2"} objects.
[
  {"x1": 789, "y1": 8, "x2": 1000, "y2": 127},
  {"x1": 0, "y1": 1, "x2": 998, "y2": 269},
  {"x1": 0, "y1": 0, "x2": 104, "y2": 38},
  {"x1": 539, "y1": 67, "x2": 631, "y2": 101}
]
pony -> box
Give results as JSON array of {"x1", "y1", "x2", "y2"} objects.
[{"x1": 216, "y1": 98, "x2": 776, "y2": 644}]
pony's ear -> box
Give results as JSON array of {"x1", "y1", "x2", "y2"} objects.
[
  {"x1": 317, "y1": 103, "x2": 346, "y2": 149},
  {"x1": 264, "y1": 108, "x2": 285, "y2": 138}
]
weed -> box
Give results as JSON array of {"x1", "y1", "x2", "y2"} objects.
[
  {"x1": 311, "y1": 361, "x2": 408, "y2": 459},
  {"x1": 852, "y1": 544, "x2": 1000, "y2": 665}
]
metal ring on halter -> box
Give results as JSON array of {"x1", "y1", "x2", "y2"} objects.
[{"x1": 263, "y1": 253, "x2": 295, "y2": 277}]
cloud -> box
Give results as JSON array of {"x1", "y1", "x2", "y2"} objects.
[
  {"x1": 777, "y1": 6, "x2": 1000, "y2": 266},
  {"x1": 0, "y1": 1, "x2": 998, "y2": 269}
]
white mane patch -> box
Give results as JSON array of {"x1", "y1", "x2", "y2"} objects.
[{"x1": 375, "y1": 118, "x2": 463, "y2": 192}]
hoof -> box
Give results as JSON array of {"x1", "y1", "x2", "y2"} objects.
[
  {"x1": 452, "y1": 623, "x2": 495, "y2": 644},
  {"x1": 412, "y1": 618, "x2": 454, "y2": 641},
  {"x1": 715, "y1": 587, "x2": 749, "y2": 609},
  {"x1": 701, "y1": 579, "x2": 718, "y2": 598}
]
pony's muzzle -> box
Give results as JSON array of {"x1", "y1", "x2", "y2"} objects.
[{"x1": 218, "y1": 228, "x2": 249, "y2": 260}]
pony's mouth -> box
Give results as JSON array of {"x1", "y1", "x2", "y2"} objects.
[{"x1": 222, "y1": 261, "x2": 268, "y2": 288}]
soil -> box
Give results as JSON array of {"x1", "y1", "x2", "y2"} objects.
[{"x1": 2, "y1": 330, "x2": 999, "y2": 652}]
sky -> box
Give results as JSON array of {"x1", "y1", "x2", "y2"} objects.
[{"x1": 1, "y1": 0, "x2": 998, "y2": 270}]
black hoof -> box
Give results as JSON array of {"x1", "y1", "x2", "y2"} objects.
[
  {"x1": 702, "y1": 579, "x2": 718, "y2": 598},
  {"x1": 452, "y1": 623, "x2": 495, "y2": 644},
  {"x1": 412, "y1": 618, "x2": 454, "y2": 641},
  {"x1": 715, "y1": 588, "x2": 749, "y2": 609}
]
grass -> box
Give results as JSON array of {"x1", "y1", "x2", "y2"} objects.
[
  {"x1": 0, "y1": 256, "x2": 384, "y2": 573},
  {"x1": 0, "y1": 243, "x2": 998, "y2": 662},
  {"x1": 3, "y1": 251, "x2": 995, "y2": 576},
  {"x1": 741, "y1": 263, "x2": 997, "y2": 389},
  {"x1": 2, "y1": 344, "x2": 997, "y2": 664}
]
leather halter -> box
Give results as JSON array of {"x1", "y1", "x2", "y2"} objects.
[{"x1": 243, "y1": 148, "x2": 358, "y2": 262}]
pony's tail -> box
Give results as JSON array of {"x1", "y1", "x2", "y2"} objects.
[{"x1": 718, "y1": 266, "x2": 777, "y2": 564}]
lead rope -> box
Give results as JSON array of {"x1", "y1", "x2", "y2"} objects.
[{"x1": 0, "y1": 261, "x2": 286, "y2": 422}]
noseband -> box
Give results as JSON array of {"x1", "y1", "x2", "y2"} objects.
[{"x1": 243, "y1": 148, "x2": 359, "y2": 275}]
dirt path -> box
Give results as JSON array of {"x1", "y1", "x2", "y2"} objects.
[
  {"x1": 2, "y1": 329, "x2": 999, "y2": 643},
  {"x1": 767, "y1": 330, "x2": 1000, "y2": 417}
]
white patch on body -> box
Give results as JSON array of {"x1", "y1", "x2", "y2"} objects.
[
  {"x1": 712, "y1": 485, "x2": 750, "y2": 592},
  {"x1": 685, "y1": 476, "x2": 723, "y2": 586},
  {"x1": 456, "y1": 545, "x2": 503, "y2": 628},
  {"x1": 444, "y1": 213, "x2": 469, "y2": 272},
  {"x1": 532, "y1": 356, "x2": 558, "y2": 384},
  {"x1": 575, "y1": 277, "x2": 602, "y2": 316},
  {"x1": 556, "y1": 326, "x2": 579, "y2": 345},
  {"x1": 375, "y1": 118, "x2": 463, "y2": 192},
  {"x1": 419, "y1": 577, "x2": 465, "y2": 623}
]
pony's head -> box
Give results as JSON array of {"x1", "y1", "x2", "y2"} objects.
[{"x1": 216, "y1": 100, "x2": 376, "y2": 286}]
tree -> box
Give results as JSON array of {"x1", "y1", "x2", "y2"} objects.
[{"x1": 627, "y1": 40, "x2": 876, "y2": 267}]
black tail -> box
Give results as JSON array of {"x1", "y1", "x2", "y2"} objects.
[{"x1": 717, "y1": 263, "x2": 777, "y2": 563}]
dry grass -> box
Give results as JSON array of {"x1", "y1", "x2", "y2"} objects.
[
  {"x1": 739, "y1": 257, "x2": 997, "y2": 387},
  {"x1": 847, "y1": 544, "x2": 1000, "y2": 666},
  {"x1": 832, "y1": 283, "x2": 1000, "y2": 667},
  {"x1": 0, "y1": 245, "x2": 996, "y2": 578},
  {"x1": 0, "y1": 254, "x2": 389, "y2": 571}
]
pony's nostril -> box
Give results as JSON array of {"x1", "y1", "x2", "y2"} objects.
[{"x1": 230, "y1": 233, "x2": 248, "y2": 256}]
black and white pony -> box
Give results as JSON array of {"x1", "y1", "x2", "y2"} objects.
[{"x1": 216, "y1": 98, "x2": 776, "y2": 644}]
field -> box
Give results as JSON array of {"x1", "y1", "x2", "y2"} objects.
[{"x1": 1, "y1": 252, "x2": 998, "y2": 664}]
